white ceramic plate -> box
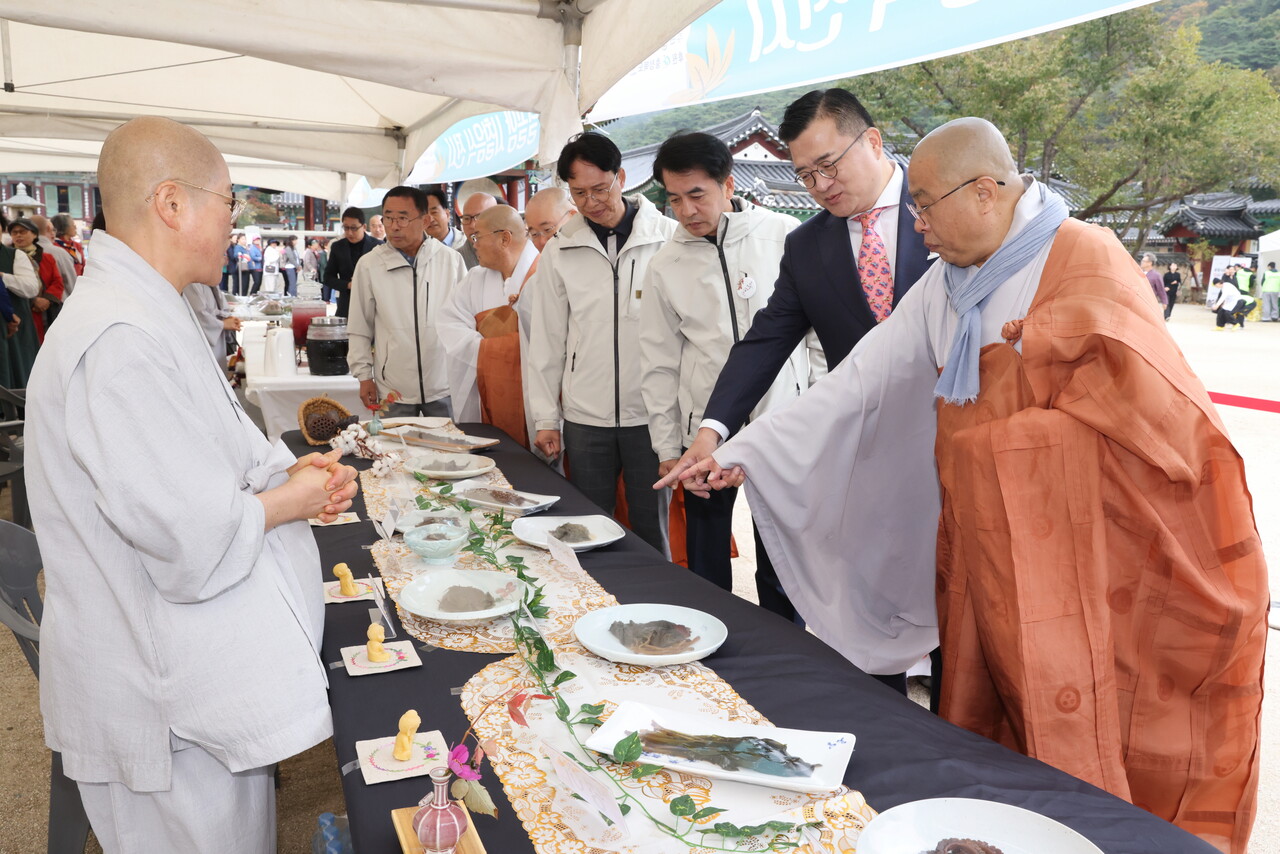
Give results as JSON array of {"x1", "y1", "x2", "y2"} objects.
[
  {"x1": 396, "y1": 568, "x2": 525, "y2": 624},
  {"x1": 855, "y1": 798, "x2": 1104, "y2": 854},
  {"x1": 403, "y1": 452, "x2": 497, "y2": 481},
  {"x1": 511, "y1": 515, "x2": 626, "y2": 551},
  {"x1": 573, "y1": 603, "x2": 727, "y2": 666},
  {"x1": 444, "y1": 480, "x2": 558, "y2": 516},
  {"x1": 585, "y1": 700, "x2": 854, "y2": 794}
]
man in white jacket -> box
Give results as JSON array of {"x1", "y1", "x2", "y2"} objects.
[
  {"x1": 26, "y1": 116, "x2": 358, "y2": 853},
  {"x1": 640, "y1": 132, "x2": 807, "y2": 614},
  {"x1": 348, "y1": 186, "x2": 467, "y2": 416},
  {"x1": 527, "y1": 133, "x2": 678, "y2": 552}
]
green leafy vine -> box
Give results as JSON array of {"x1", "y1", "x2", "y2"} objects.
[{"x1": 449, "y1": 512, "x2": 821, "y2": 850}]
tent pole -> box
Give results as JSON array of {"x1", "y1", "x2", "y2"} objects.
[
  {"x1": 0, "y1": 20, "x2": 12, "y2": 93},
  {"x1": 339, "y1": 172, "x2": 348, "y2": 207}
]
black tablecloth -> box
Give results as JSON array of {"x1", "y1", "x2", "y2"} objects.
[{"x1": 286, "y1": 425, "x2": 1217, "y2": 854}]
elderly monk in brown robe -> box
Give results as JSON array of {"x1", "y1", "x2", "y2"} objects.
[
  {"x1": 439, "y1": 204, "x2": 539, "y2": 446},
  {"x1": 664, "y1": 118, "x2": 1267, "y2": 854}
]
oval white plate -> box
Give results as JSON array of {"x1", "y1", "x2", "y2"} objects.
[
  {"x1": 511, "y1": 515, "x2": 626, "y2": 551},
  {"x1": 404, "y1": 452, "x2": 496, "y2": 480},
  {"x1": 574, "y1": 603, "x2": 727, "y2": 666},
  {"x1": 856, "y1": 798, "x2": 1104, "y2": 854},
  {"x1": 396, "y1": 568, "x2": 525, "y2": 624}
]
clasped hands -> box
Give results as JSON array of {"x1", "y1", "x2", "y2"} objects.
[
  {"x1": 287, "y1": 448, "x2": 359, "y2": 523},
  {"x1": 652, "y1": 427, "x2": 745, "y2": 498}
]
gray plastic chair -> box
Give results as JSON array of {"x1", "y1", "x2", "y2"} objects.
[
  {"x1": 0, "y1": 519, "x2": 90, "y2": 854},
  {"x1": 0, "y1": 386, "x2": 28, "y2": 528}
]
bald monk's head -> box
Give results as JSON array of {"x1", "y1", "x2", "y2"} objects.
[
  {"x1": 98, "y1": 116, "x2": 233, "y2": 291},
  {"x1": 30, "y1": 215, "x2": 53, "y2": 240},
  {"x1": 472, "y1": 204, "x2": 529, "y2": 278},
  {"x1": 907, "y1": 118, "x2": 1024, "y2": 268},
  {"x1": 524, "y1": 187, "x2": 575, "y2": 251}
]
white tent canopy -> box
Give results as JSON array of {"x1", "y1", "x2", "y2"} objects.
[
  {"x1": 1259, "y1": 228, "x2": 1280, "y2": 273},
  {"x1": 0, "y1": 137, "x2": 350, "y2": 200},
  {"x1": 0, "y1": 0, "x2": 716, "y2": 186}
]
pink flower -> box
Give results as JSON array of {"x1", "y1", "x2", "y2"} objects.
[{"x1": 449, "y1": 744, "x2": 481, "y2": 781}]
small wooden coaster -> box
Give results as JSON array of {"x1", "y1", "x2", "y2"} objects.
[{"x1": 391, "y1": 801, "x2": 487, "y2": 854}]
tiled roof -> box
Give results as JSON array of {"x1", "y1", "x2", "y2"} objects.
[{"x1": 1160, "y1": 192, "x2": 1263, "y2": 240}]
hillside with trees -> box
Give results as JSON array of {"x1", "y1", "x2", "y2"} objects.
[{"x1": 595, "y1": 0, "x2": 1280, "y2": 246}]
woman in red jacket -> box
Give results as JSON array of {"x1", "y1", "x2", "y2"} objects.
[
  {"x1": 9, "y1": 218, "x2": 63, "y2": 342},
  {"x1": 51, "y1": 213, "x2": 85, "y2": 276}
]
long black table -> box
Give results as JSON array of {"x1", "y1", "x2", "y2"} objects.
[{"x1": 286, "y1": 425, "x2": 1218, "y2": 854}]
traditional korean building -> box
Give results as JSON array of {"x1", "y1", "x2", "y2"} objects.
[
  {"x1": 618, "y1": 108, "x2": 910, "y2": 221},
  {"x1": 1, "y1": 173, "x2": 98, "y2": 221},
  {"x1": 1159, "y1": 192, "x2": 1264, "y2": 256}
]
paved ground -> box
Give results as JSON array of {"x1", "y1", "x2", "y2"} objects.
[{"x1": 0, "y1": 299, "x2": 1275, "y2": 852}]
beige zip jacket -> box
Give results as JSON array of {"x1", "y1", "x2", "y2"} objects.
[
  {"x1": 526, "y1": 195, "x2": 677, "y2": 430},
  {"x1": 639, "y1": 198, "x2": 807, "y2": 460}
]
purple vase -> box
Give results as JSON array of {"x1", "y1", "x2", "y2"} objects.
[{"x1": 412, "y1": 767, "x2": 469, "y2": 854}]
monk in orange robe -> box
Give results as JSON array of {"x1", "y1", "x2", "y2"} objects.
[
  {"x1": 440, "y1": 206, "x2": 539, "y2": 448},
  {"x1": 666, "y1": 118, "x2": 1266, "y2": 853}
]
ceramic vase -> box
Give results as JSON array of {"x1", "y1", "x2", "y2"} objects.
[
  {"x1": 412, "y1": 767, "x2": 468, "y2": 853},
  {"x1": 368, "y1": 412, "x2": 382, "y2": 435}
]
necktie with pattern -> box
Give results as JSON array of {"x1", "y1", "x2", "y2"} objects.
[{"x1": 854, "y1": 206, "x2": 893, "y2": 322}]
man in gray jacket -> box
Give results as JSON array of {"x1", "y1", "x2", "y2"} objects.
[
  {"x1": 640, "y1": 132, "x2": 808, "y2": 614},
  {"x1": 348, "y1": 186, "x2": 466, "y2": 416},
  {"x1": 527, "y1": 133, "x2": 677, "y2": 552}
]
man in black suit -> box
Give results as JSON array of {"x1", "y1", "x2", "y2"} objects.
[
  {"x1": 656, "y1": 90, "x2": 932, "y2": 674},
  {"x1": 324, "y1": 205, "x2": 382, "y2": 320}
]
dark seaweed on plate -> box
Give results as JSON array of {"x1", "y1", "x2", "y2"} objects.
[{"x1": 639, "y1": 724, "x2": 818, "y2": 778}]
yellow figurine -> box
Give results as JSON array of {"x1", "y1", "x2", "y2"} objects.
[
  {"x1": 333, "y1": 563, "x2": 358, "y2": 597},
  {"x1": 366, "y1": 622, "x2": 391, "y2": 663},
  {"x1": 393, "y1": 709, "x2": 421, "y2": 762}
]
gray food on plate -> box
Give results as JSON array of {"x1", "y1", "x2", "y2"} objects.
[
  {"x1": 549, "y1": 522, "x2": 592, "y2": 543},
  {"x1": 922, "y1": 839, "x2": 1005, "y2": 854},
  {"x1": 609, "y1": 619, "x2": 698, "y2": 654},
  {"x1": 438, "y1": 585, "x2": 495, "y2": 613}
]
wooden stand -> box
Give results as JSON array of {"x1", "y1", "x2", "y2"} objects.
[{"x1": 390, "y1": 801, "x2": 487, "y2": 854}]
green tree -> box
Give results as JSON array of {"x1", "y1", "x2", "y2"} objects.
[{"x1": 856, "y1": 11, "x2": 1280, "y2": 242}]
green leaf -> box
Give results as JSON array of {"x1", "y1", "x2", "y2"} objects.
[
  {"x1": 554, "y1": 695, "x2": 570, "y2": 720},
  {"x1": 535, "y1": 648, "x2": 555, "y2": 674},
  {"x1": 413, "y1": 471, "x2": 429, "y2": 483},
  {"x1": 578, "y1": 702, "x2": 605, "y2": 715},
  {"x1": 551, "y1": 671, "x2": 577, "y2": 688},
  {"x1": 612, "y1": 731, "x2": 643, "y2": 765},
  {"x1": 450, "y1": 778, "x2": 472, "y2": 801},
  {"x1": 691, "y1": 806, "x2": 726, "y2": 821},
  {"x1": 461, "y1": 779, "x2": 500, "y2": 819},
  {"x1": 669, "y1": 795, "x2": 697, "y2": 817},
  {"x1": 619, "y1": 802, "x2": 631, "y2": 816},
  {"x1": 569, "y1": 792, "x2": 585, "y2": 801},
  {"x1": 439, "y1": 483, "x2": 453, "y2": 494},
  {"x1": 629, "y1": 763, "x2": 662, "y2": 779},
  {"x1": 575, "y1": 716, "x2": 604, "y2": 727}
]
